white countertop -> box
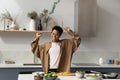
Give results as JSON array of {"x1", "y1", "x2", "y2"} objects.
[
  {"x1": 0, "y1": 63, "x2": 120, "y2": 68},
  {"x1": 0, "y1": 64, "x2": 42, "y2": 68},
  {"x1": 71, "y1": 64, "x2": 120, "y2": 68},
  {"x1": 18, "y1": 74, "x2": 120, "y2": 80}
]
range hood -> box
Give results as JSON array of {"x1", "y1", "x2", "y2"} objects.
[{"x1": 74, "y1": 0, "x2": 97, "y2": 37}]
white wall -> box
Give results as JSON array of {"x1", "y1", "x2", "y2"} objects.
[
  {"x1": 0, "y1": 0, "x2": 120, "y2": 64},
  {"x1": 0, "y1": 0, "x2": 75, "y2": 50},
  {"x1": 0, "y1": 0, "x2": 75, "y2": 30},
  {"x1": 79, "y1": 0, "x2": 120, "y2": 51}
]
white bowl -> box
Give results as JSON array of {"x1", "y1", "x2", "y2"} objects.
[
  {"x1": 32, "y1": 72, "x2": 44, "y2": 80},
  {"x1": 75, "y1": 73, "x2": 84, "y2": 78},
  {"x1": 86, "y1": 76, "x2": 102, "y2": 80},
  {"x1": 32, "y1": 72, "x2": 44, "y2": 77}
]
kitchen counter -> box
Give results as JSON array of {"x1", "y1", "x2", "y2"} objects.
[
  {"x1": 71, "y1": 63, "x2": 120, "y2": 68},
  {"x1": 0, "y1": 64, "x2": 42, "y2": 68},
  {"x1": 0, "y1": 63, "x2": 120, "y2": 68},
  {"x1": 18, "y1": 74, "x2": 120, "y2": 80}
]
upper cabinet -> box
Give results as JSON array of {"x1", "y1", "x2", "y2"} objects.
[{"x1": 74, "y1": 0, "x2": 97, "y2": 37}]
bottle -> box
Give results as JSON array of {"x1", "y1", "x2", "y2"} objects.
[
  {"x1": 99, "y1": 58, "x2": 103, "y2": 64},
  {"x1": 114, "y1": 59, "x2": 119, "y2": 65},
  {"x1": 38, "y1": 19, "x2": 42, "y2": 30}
]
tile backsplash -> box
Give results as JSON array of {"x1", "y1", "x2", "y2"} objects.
[
  {"x1": 72, "y1": 51, "x2": 119, "y2": 64},
  {"x1": 0, "y1": 50, "x2": 120, "y2": 64},
  {"x1": 0, "y1": 51, "x2": 34, "y2": 64}
]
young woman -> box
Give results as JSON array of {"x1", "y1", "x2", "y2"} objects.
[{"x1": 31, "y1": 26, "x2": 81, "y2": 72}]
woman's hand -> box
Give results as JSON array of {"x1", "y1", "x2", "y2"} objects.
[
  {"x1": 64, "y1": 27, "x2": 70, "y2": 32},
  {"x1": 36, "y1": 32, "x2": 42, "y2": 38}
]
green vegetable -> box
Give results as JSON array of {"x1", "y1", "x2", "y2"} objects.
[
  {"x1": 44, "y1": 72, "x2": 57, "y2": 77},
  {"x1": 75, "y1": 71, "x2": 85, "y2": 74}
]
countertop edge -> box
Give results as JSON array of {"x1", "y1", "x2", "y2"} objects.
[{"x1": 0, "y1": 64, "x2": 120, "y2": 68}]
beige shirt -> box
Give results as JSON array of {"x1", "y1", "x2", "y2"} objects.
[{"x1": 31, "y1": 30, "x2": 81, "y2": 72}]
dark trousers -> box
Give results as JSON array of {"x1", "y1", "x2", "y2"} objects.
[{"x1": 48, "y1": 69, "x2": 58, "y2": 72}]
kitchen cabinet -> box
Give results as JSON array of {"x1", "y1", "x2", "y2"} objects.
[
  {"x1": 0, "y1": 68, "x2": 42, "y2": 80},
  {"x1": 0, "y1": 64, "x2": 120, "y2": 80},
  {"x1": 71, "y1": 67, "x2": 120, "y2": 73}
]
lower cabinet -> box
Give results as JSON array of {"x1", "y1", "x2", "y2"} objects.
[
  {"x1": 0, "y1": 67, "x2": 120, "y2": 80},
  {"x1": 71, "y1": 67, "x2": 120, "y2": 73},
  {"x1": 0, "y1": 68, "x2": 43, "y2": 80}
]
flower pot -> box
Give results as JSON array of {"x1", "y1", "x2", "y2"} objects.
[{"x1": 29, "y1": 19, "x2": 36, "y2": 31}]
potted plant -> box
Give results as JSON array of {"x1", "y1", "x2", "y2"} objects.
[
  {"x1": 75, "y1": 71, "x2": 85, "y2": 78},
  {"x1": 0, "y1": 9, "x2": 13, "y2": 21},
  {"x1": 39, "y1": 0, "x2": 61, "y2": 30},
  {"x1": 27, "y1": 11, "x2": 38, "y2": 31},
  {"x1": 0, "y1": 9, "x2": 18, "y2": 30},
  {"x1": 27, "y1": 11, "x2": 37, "y2": 19},
  {"x1": 40, "y1": 9, "x2": 51, "y2": 30},
  {"x1": 43, "y1": 72, "x2": 57, "y2": 80}
]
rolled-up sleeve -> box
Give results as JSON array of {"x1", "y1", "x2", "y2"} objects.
[
  {"x1": 31, "y1": 37, "x2": 40, "y2": 57},
  {"x1": 68, "y1": 30, "x2": 81, "y2": 53}
]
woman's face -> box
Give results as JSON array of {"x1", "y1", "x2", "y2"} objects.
[{"x1": 51, "y1": 30, "x2": 60, "y2": 42}]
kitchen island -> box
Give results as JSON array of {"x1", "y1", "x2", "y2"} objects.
[{"x1": 18, "y1": 74, "x2": 120, "y2": 80}]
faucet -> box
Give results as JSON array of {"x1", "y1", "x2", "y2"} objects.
[{"x1": 34, "y1": 55, "x2": 38, "y2": 64}]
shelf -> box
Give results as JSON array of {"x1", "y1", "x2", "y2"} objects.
[{"x1": 0, "y1": 30, "x2": 51, "y2": 33}]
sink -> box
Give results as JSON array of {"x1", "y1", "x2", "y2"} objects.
[{"x1": 72, "y1": 63, "x2": 100, "y2": 66}]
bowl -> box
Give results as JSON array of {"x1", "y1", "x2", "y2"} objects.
[
  {"x1": 75, "y1": 73, "x2": 84, "y2": 78},
  {"x1": 44, "y1": 76, "x2": 57, "y2": 80},
  {"x1": 102, "y1": 72, "x2": 118, "y2": 79},
  {"x1": 86, "y1": 77, "x2": 102, "y2": 80},
  {"x1": 86, "y1": 74, "x2": 102, "y2": 80},
  {"x1": 32, "y1": 72, "x2": 44, "y2": 76},
  {"x1": 32, "y1": 72, "x2": 44, "y2": 80}
]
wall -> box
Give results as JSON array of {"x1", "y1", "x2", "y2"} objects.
[
  {"x1": 0, "y1": 0, "x2": 120, "y2": 64},
  {"x1": 0, "y1": 0, "x2": 75, "y2": 30},
  {"x1": 79, "y1": 0, "x2": 120, "y2": 51},
  {"x1": 0, "y1": 0, "x2": 75, "y2": 63}
]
